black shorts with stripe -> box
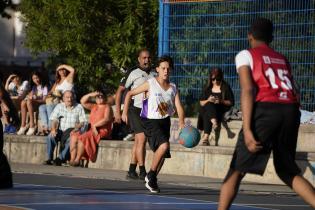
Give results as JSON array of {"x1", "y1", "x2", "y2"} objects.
[{"x1": 230, "y1": 102, "x2": 301, "y2": 176}]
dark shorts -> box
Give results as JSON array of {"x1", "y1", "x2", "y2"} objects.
[
  {"x1": 128, "y1": 105, "x2": 145, "y2": 134},
  {"x1": 230, "y1": 102, "x2": 301, "y2": 176},
  {"x1": 143, "y1": 117, "x2": 171, "y2": 158}
]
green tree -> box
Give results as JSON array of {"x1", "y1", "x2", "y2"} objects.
[{"x1": 18, "y1": 0, "x2": 158, "y2": 96}]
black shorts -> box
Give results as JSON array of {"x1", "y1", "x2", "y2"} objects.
[
  {"x1": 143, "y1": 117, "x2": 171, "y2": 158},
  {"x1": 230, "y1": 102, "x2": 301, "y2": 176},
  {"x1": 128, "y1": 105, "x2": 145, "y2": 134}
]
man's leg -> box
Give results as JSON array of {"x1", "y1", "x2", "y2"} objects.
[
  {"x1": 127, "y1": 134, "x2": 138, "y2": 179},
  {"x1": 46, "y1": 134, "x2": 57, "y2": 161},
  {"x1": 135, "y1": 132, "x2": 146, "y2": 179},
  {"x1": 218, "y1": 169, "x2": 245, "y2": 210},
  {"x1": 59, "y1": 137, "x2": 70, "y2": 161}
]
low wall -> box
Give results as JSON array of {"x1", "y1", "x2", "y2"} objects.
[{"x1": 3, "y1": 119, "x2": 315, "y2": 185}]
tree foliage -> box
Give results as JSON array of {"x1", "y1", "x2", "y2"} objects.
[{"x1": 18, "y1": 0, "x2": 158, "y2": 96}]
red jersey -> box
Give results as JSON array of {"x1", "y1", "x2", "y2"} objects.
[{"x1": 248, "y1": 44, "x2": 298, "y2": 103}]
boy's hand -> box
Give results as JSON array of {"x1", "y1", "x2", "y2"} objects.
[{"x1": 243, "y1": 130, "x2": 262, "y2": 153}]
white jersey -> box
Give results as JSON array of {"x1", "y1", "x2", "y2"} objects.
[
  {"x1": 140, "y1": 78, "x2": 177, "y2": 119},
  {"x1": 124, "y1": 68, "x2": 155, "y2": 108}
]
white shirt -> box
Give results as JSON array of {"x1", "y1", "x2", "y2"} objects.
[
  {"x1": 140, "y1": 78, "x2": 177, "y2": 119},
  {"x1": 235, "y1": 50, "x2": 253, "y2": 72}
]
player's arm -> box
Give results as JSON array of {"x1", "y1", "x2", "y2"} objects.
[
  {"x1": 121, "y1": 82, "x2": 149, "y2": 124},
  {"x1": 114, "y1": 85, "x2": 125, "y2": 123},
  {"x1": 175, "y1": 91, "x2": 185, "y2": 129},
  {"x1": 238, "y1": 65, "x2": 262, "y2": 153}
]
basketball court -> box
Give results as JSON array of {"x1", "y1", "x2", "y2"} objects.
[{"x1": 0, "y1": 171, "x2": 312, "y2": 210}]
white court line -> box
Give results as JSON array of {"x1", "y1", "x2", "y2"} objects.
[{"x1": 11, "y1": 183, "x2": 282, "y2": 210}]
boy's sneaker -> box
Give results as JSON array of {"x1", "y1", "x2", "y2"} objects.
[
  {"x1": 126, "y1": 171, "x2": 138, "y2": 180},
  {"x1": 145, "y1": 175, "x2": 160, "y2": 193}
]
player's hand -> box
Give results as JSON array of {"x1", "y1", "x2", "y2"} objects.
[
  {"x1": 50, "y1": 129, "x2": 57, "y2": 138},
  {"x1": 243, "y1": 130, "x2": 262, "y2": 153},
  {"x1": 92, "y1": 125, "x2": 98, "y2": 136},
  {"x1": 121, "y1": 112, "x2": 128, "y2": 124},
  {"x1": 114, "y1": 111, "x2": 122, "y2": 123},
  {"x1": 208, "y1": 95, "x2": 215, "y2": 103}
]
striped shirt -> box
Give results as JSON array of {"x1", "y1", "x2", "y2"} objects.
[{"x1": 49, "y1": 102, "x2": 87, "y2": 131}]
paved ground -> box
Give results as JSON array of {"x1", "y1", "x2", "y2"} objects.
[{"x1": 0, "y1": 163, "x2": 312, "y2": 210}]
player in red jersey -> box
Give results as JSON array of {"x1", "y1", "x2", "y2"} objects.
[{"x1": 217, "y1": 18, "x2": 315, "y2": 210}]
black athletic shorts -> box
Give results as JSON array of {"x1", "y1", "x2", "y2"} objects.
[
  {"x1": 230, "y1": 102, "x2": 301, "y2": 176},
  {"x1": 143, "y1": 117, "x2": 171, "y2": 158},
  {"x1": 128, "y1": 105, "x2": 145, "y2": 134}
]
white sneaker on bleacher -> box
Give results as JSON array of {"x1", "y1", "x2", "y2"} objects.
[{"x1": 123, "y1": 134, "x2": 134, "y2": 141}]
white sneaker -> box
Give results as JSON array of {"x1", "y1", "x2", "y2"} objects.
[
  {"x1": 123, "y1": 134, "x2": 134, "y2": 141},
  {"x1": 26, "y1": 127, "x2": 36, "y2": 136},
  {"x1": 17, "y1": 126, "x2": 28, "y2": 135}
]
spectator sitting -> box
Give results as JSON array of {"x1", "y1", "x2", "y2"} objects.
[
  {"x1": 197, "y1": 67, "x2": 234, "y2": 146},
  {"x1": 38, "y1": 64, "x2": 75, "y2": 135},
  {"x1": 4, "y1": 73, "x2": 30, "y2": 133},
  {"x1": 69, "y1": 90, "x2": 113, "y2": 167},
  {"x1": 44, "y1": 90, "x2": 87, "y2": 166},
  {"x1": 17, "y1": 72, "x2": 48, "y2": 135},
  {"x1": 0, "y1": 79, "x2": 20, "y2": 134}
]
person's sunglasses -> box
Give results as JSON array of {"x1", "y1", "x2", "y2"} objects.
[{"x1": 211, "y1": 77, "x2": 222, "y2": 82}]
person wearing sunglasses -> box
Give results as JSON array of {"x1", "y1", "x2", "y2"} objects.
[
  {"x1": 198, "y1": 67, "x2": 234, "y2": 146},
  {"x1": 69, "y1": 89, "x2": 113, "y2": 167}
]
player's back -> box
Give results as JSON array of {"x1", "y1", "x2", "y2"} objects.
[{"x1": 248, "y1": 44, "x2": 298, "y2": 104}]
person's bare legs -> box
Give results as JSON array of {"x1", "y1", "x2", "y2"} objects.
[
  {"x1": 218, "y1": 170, "x2": 244, "y2": 210},
  {"x1": 20, "y1": 100, "x2": 27, "y2": 128},
  {"x1": 135, "y1": 132, "x2": 146, "y2": 166},
  {"x1": 150, "y1": 142, "x2": 169, "y2": 172},
  {"x1": 74, "y1": 141, "x2": 85, "y2": 165},
  {"x1": 287, "y1": 175, "x2": 315, "y2": 208},
  {"x1": 26, "y1": 99, "x2": 36, "y2": 128},
  {"x1": 69, "y1": 136, "x2": 78, "y2": 165}
]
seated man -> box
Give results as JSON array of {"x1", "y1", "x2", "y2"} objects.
[{"x1": 44, "y1": 90, "x2": 87, "y2": 166}]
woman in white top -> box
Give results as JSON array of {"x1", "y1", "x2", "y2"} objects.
[
  {"x1": 17, "y1": 72, "x2": 48, "y2": 136},
  {"x1": 38, "y1": 64, "x2": 75, "y2": 135},
  {"x1": 122, "y1": 56, "x2": 185, "y2": 193},
  {"x1": 4, "y1": 73, "x2": 29, "y2": 133}
]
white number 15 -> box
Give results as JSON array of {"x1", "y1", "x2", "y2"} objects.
[{"x1": 265, "y1": 67, "x2": 293, "y2": 90}]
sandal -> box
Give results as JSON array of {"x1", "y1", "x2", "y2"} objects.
[{"x1": 200, "y1": 135, "x2": 210, "y2": 146}]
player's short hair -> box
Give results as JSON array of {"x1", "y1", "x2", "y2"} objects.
[
  {"x1": 157, "y1": 55, "x2": 174, "y2": 69},
  {"x1": 249, "y1": 18, "x2": 274, "y2": 44}
]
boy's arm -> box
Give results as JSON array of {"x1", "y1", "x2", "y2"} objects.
[
  {"x1": 174, "y1": 91, "x2": 185, "y2": 129},
  {"x1": 122, "y1": 82, "x2": 149, "y2": 123},
  {"x1": 238, "y1": 65, "x2": 262, "y2": 153}
]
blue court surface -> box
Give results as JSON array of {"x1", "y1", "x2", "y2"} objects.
[{"x1": 0, "y1": 183, "x2": 269, "y2": 210}]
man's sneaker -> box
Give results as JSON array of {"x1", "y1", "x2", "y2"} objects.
[
  {"x1": 43, "y1": 160, "x2": 53, "y2": 165},
  {"x1": 123, "y1": 134, "x2": 134, "y2": 141},
  {"x1": 54, "y1": 157, "x2": 62, "y2": 166},
  {"x1": 139, "y1": 171, "x2": 147, "y2": 180},
  {"x1": 126, "y1": 171, "x2": 139, "y2": 180},
  {"x1": 145, "y1": 175, "x2": 160, "y2": 193}
]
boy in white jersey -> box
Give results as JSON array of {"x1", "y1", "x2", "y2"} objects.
[{"x1": 122, "y1": 56, "x2": 185, "y2": 193}]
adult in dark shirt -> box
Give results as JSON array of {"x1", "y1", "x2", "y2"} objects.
[{"x1": 198, "y1": 67, "x2": 234, "y2": 146}]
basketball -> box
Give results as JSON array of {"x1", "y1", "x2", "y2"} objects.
[{"x1": 178, "y1": 126, "x2": 201, "y2": 148}]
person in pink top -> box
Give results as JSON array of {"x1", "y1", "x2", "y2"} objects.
[{"x1": 69, "y1": 90, "x2": 113, "y2": 167}]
